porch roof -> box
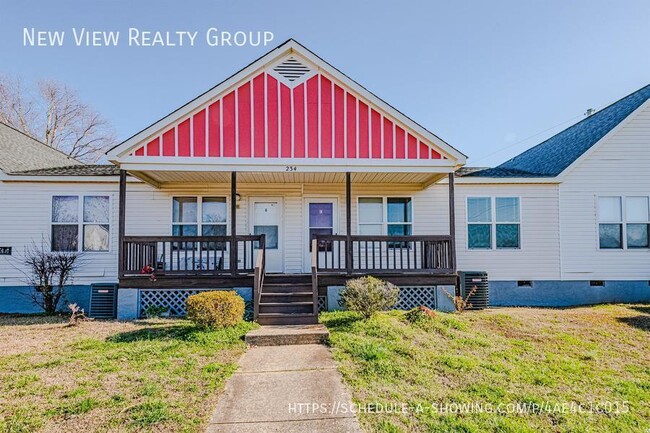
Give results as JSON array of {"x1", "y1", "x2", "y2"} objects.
[{"x1": 127, "y1": 169, "x2": 445, "y2": 188}]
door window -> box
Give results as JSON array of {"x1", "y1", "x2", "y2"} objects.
[
  {"x1": 253, "y1": 202, "x2": 279, "y2": 249},
  {"x1": 309, "y1": 202, "x2": 334, "y2": 251}
]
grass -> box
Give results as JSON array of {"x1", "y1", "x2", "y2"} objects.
[
  {"x1": 321, "y1": 304, "x2": 650, "y2": 433},
  {"x1": 0, "y1": 315, "x2": 256, "y2": 432}
]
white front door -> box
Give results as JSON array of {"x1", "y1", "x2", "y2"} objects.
[
  {"x1": 250, "y1": 198, "x2": 283, "y2": 273},
  {"x1": 304, "y1": 198, "x2": 338, "y2": 272}
]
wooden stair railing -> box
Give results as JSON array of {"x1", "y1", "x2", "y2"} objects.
[
  {"x1": 311, "y1": 238, "x2": 319, "y2": 317},
  {"x1": 253, "y1": 235, "x2": 266, "y2": 321}
]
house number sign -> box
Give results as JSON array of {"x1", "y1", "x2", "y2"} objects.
[{"x1": 0, "y1": 247, "x2": 11, "y2": 255}]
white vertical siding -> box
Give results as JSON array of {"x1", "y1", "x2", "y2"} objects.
[{"x1": 559, "y1": 102, "x2": 650, "y2": 280}]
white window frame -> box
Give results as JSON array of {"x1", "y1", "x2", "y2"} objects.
[
  {"x1": 466, "y1": 196, "x2": 521, "y2": 250},
  {"x1": 171, "y1": 196, "x2": 229, "y2": 237},
  {"x1": 357, "y1": 196, "x2": 413, "y2": 238},
  {"x1": 597, "y1": 195, "x2": 650, "y2": 250},
  {"x1": 50, "y1": 194, "x2": 112, "y2": 253}
]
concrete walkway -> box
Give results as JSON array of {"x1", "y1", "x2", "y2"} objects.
[{"x1": 207, "y1": 344, "x2": 362, "y2": 433}]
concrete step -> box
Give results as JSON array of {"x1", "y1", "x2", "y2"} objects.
[
  {"x1": 259, "y1": 302, "x2": 313, "y2": 314},
  {"x1": 245, "y1": 324, "x2": 329, "y2": 346},
  {"x1": 257, "y1": 313, "x2": 319, "y2": 326}
]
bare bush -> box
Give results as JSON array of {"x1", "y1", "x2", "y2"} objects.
[
  {"x1": 20, "y1": 241, "x2": 82, "y2": 314},
  {"x1": 443, "y1": 286, "x2": 478, "y2": 313}
]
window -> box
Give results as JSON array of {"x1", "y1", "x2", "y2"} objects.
[
  {"x1": 598, "y1": 196, "x2": 649, "y2": 249},
  {"x1": 467, "y1": 197, "x2": 520, "y2": 249},
  {"x1": 387, "y1": 198, "x2": 412, "y2": 236},
  {"x1": 358, "y1": 197, "x2": 412, "y2": 242},
  {"x1": 358, "y1": 198, "x2": 383, "y2": 235},
  {"x1": 201, "y1": 197, "x2": 228, "y2": 237},
  {"x1": 495, "y1": 197, "x2": 520, "y2": 248},
  {"x1": 626, "y1": 197, "x2": 649, "y2": 248},
  {"x1": 467, "y1": 197, "x2": 491, "y2": 249},
  {"x1": 172, "y1": 197, "x2": 227, "y2": 249},
  {"x1": 52, "y1": 195, "x2": 110, "y2": 252}
]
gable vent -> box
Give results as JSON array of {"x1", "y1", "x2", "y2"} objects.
[{"x1": 273, "y1": 57, "x2": 312, "y2": 82}]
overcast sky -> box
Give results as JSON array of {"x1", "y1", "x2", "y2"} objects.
[{"x1": 1, "y1": 0, "x2": 649, "y2": 166}]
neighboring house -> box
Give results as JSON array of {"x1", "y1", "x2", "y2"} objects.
[
  {"x1": 455, "y1": 83, "x2": 650, "y2": 306},
  {"x1": 0, "y1": 40, "x2": 648, "y2": 320}
]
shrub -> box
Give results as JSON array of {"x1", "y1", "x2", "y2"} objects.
[
  {"x1": 339, "y1": 276, "x2": 398, "y2": 318},
  {"x1": 405, "y1": 306, "x2": 436, "y2": 324},
  {"x1": 143, "y1": 305, "x2": 169, "y2": 318},
  {"x1": 186, "y1": 291, "x2": 244, "y2": 328}
]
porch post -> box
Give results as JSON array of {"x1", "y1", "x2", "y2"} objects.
[
  {"x1": 118, "y1": 169, "x2": 127, "y2": 277},
  {"x1": 230, "y1": 171, "x2": 237, "y2": 276},
  {"x1": 448, "y1": 172, "x2": 457, "y2": 272},
  {"x1": 345, "y1": 172, "x2": 352, "y2": 275}
]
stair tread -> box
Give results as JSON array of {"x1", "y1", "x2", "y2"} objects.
[
  {"x1": 261, "y1": 292, "x2": 312, "y2": 296},
  {"x1": 259, "y1": 301, "x2": 313, "y2": 306},
  {"x1": 258, "y1": 312, "x2": 316, "y2": 317}
]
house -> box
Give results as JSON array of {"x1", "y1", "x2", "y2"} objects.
[{"x1": 0, "y1": 40, "x2": 648, "y2": 321}]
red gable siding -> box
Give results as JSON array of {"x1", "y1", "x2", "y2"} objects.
[{"x1": 131, "y1": 71, "x2": 443, "y2": 160}]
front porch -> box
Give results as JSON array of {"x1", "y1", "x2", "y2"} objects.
[{"x1": 117, "y1": 171, "x2": 458, "y2": 323}]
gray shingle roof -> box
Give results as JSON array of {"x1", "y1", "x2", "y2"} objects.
[
  {"x1": 12, "y1": 165, "x2": 120, "y2": 176},
  {"x1": 464, "y1": 83, "x2": 650, "y2": 178},
  {"x1": 0, "y1": 122, "x2": 82, "y2": 173}
]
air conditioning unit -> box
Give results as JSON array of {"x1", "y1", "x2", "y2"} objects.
[
  {"x1": 458, "y1": 271, "x2": 489, "y2": 310},
  {"x1": 89, "y1": 283, "x2": 118, "y2": 319}
]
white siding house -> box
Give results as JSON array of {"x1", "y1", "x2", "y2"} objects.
[
  {"x1": 559, "y1": 100, "x2": 650, "y2": 281},
  {"x1": 0, "y1": 40, "x2": 648, "y2": 317}
]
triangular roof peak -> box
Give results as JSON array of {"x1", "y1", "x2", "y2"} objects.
[{"x1": 107, "y1": 39, "x2": 466, "y2": 170}]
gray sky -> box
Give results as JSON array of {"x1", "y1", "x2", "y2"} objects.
[{"x1": 1, "y1": 0, "x2": 648, "y2": 166}]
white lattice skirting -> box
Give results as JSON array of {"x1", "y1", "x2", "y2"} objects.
[
  {"x1": 318, "y1": 296, "x2": 328, "y2": 312},
  {"x1": 139, "y1": 289, "x2": 213, "y2": 317},
  {"x1": 395, "y1": 287, "x2": 437, "y2": 310}
]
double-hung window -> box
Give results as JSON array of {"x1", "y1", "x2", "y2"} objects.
[
  {"x1": 467, "y1": 197, "x2": 520, "y2": 249},
  {"x1": 51, "y1": 195, "x2": 110, "y2": 252},
  {"x1": 598, "y1": 196, "x2": 649, "y2": 249},
  {"x1": 358, "y1": 197, "x2": 412, "y2": 244},
  {"x1": 172, "y1": 197, "x2": 227, "y2": 249}
]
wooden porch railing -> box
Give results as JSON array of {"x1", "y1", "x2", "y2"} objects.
[
  {"x1": 312, "y1": 234, "x2": 455, "y2": 274},
  {"x1": 120, "y1": 235, "x2": 265, "y2": 277}
]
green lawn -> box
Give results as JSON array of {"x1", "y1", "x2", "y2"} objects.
[
  {"x1": 0, "y1": 316, "x2": 256, "y2": 433},
  {"x1": 321, "y1": 304, "x2": 650, "y2": 433}
]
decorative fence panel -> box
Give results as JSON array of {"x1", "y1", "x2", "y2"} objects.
[
  {"x1": 139, "y1": 289, "x2": 209, "y2": 317},
  {"x1": 395, "y1": 286, "x2": 437, "y2": 310},
  {"x1": 318, "y1": 296, "x2": 328, "y2": 313}
]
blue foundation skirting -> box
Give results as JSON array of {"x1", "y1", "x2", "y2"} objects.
[
  {"x1": 0, "y1": 285, "x2": 92, "y2": 314},
  {"x1": 490, "y1": 280, "x2": 650, "y2": 307}
]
